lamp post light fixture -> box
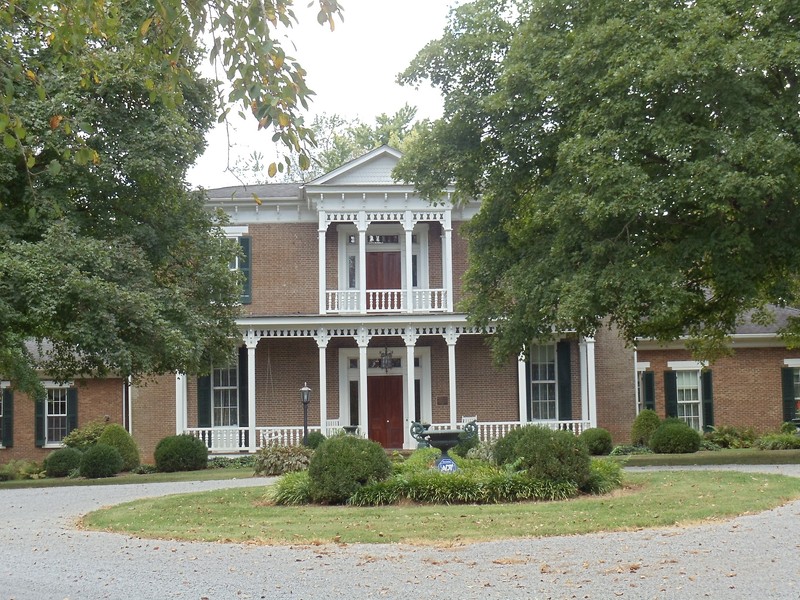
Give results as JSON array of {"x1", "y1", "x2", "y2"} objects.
[
  {"x1": 380, "y1": 344, "x2": 393, "y2": 373},
  {"x1": 300, "y1": 382, "x2": 311, "y2": 446}
]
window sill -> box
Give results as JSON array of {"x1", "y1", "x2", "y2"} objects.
[{"x1": 44, "y1": 443, "x2": 65, "y2": 449}]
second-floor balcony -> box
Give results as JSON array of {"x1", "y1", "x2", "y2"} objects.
[{"x1": 325, "y1": 288, "x2": 449, "y2": 314}]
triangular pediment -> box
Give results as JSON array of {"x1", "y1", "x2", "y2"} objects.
[{"x1": 307, "y1": 145, "x2": 402, "y2": 186}]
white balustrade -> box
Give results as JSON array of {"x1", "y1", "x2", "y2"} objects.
[{"x1": 325, "y1": 288, "x2": 448, "y2": 314}]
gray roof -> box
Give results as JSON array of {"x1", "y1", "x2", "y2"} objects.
[
  {"x1": 201, "y1": 183, "x2": 303, "y2": 201},
  {"x1": 734, "y1": 305, "x2": 800, "y2": 335}
]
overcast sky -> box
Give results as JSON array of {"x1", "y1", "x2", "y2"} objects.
[{"x1": 187, "y1": 1, "x2": 458, "y2": 189}]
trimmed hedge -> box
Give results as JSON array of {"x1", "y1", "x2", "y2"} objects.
[
  {"x1": 44, "y1": 447, "x2": 83, "y2": 478},
  {"x1": 579, "y1": 427, "x2": 613, "y2": 455},
  {"x1": 98, "y1": 424, "x2": 140, "y2": 471},
  {"x1": 154, "y1": 434, "x2": 208, "y2": 472},
  {"x1": 649, "y1": 420, "x2": 701, "y2": 454},
  {"x1": 631, "y1": 409, "x2": 661, "y2": 447},
  {"x1": 308, "y1": 435, "x2": 391, "y2": 504},
  {"x1": 80, "y1": 443, "x2": 123, "y2": 478}
]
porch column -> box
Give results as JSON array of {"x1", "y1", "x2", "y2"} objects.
[
  {"x1": 442, "y1": 210, "x2": 454, "y2": 312},
  {"x1": 315, "y1": 331, "x2": 330, "y2": 434},
  {"x1": 175, "y1": 372, "x2": 187, "y2": 434},
  {"x1": 403, "y1": 327, "x2": 420, "y2": 449},
  {"x1": 318, "y1": 212, "x2": 327, "y2": 315},
  {"x1": 403, "y1": 210, "x2": 414, "y2": 313},
  {"x1": 356, "y1": 327, "x2": 371, "y2": 436},
  {"x1": 584, "y1": 337, "x2": 598, "y2": 427},
  {"x1": 244, "y1": 332, "x2": 258, "y2": 452},
  {"x1": 518, "y1": 353, "x2": 528, "y2": 422},
  {"x1": 358, "y1": 211, "x2": 368, "y2": 315},
  {"x1": 579, "y1": 340, "x2": 589, "y2": 422},
  {"x1": 444, "y1": 326, "x2": 460, "y2": 426}
]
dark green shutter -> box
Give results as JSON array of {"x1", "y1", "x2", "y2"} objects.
[
  {"x1": 642, "y1": 371, "x2": 656, "y2": 411},
  {"x1": 34, "y1": 395, "x2": 45, "y2": 447},
  {"x1": 664, "y1": 371, "x2": 678, "y2": 418},
  {"x1": 238, "y1": 346, "x2": 249, "y2": 428},
  {"x1": 556, "y1": 341, "x2": 572, "y2": 420},
  {"x1": 781, "y1": 367, "x2": 797, "y2": 422},
  {"x1": 197, "y1": 375, "x2": 211, "y2": 428},
  {"x1": 239, "y1": 237, "x2": 252, "y2": 305},
  {"x1": 66, "y1": 388, "x2": 78, "y2": 435},
  {"x1": 701, "y1": 370, "x2": 714, "y2": 430},
  {"x1": 2, "y1": 388, "x2": 13, "y2": 448}
]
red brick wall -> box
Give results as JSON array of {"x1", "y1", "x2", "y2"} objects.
[
  {"x1": 454, "y1": 335, "x2": 519, "y2": 422},
  {"x1": 243, "y1": 222, "x2": 318, "y2": 316},
  {"x1": 1, "y1": 378, "x2": 125, "y2": 464},
  {"x1": 637, "y1": 345, "x2": 800, "y2": 433},
  {"x1": 594, "y1": 326, "x2": 637, "y2": 444},
  {"x1": 131, "y1": 374, "x2": 177, "y2": 463}
]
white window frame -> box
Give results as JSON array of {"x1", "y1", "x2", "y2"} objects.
[
  {"x1": 530, "y1": 344, "x2": 558, "y2": 421},
  {"x1": 222, "y1": 225, "x2": 249, "y2": 271},
  {"x1": 635, "y1": 362, "x2": 650, "y2": 414},
  {"x1": 42, "y1": 381, "x2": 73, "y2": 448},
  {"x1": 211, "y1": 361, "x2": 239, "y2": 428},
  {"x1": 667, "y1": 361, "x2": 707, "y2": 431}
]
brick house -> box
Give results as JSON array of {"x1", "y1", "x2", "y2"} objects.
[{"x1": 3, "y1": 147, "x2": 795, "y2": 464}]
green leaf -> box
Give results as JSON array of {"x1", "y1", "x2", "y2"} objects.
[
  {"x1": 48, "y1": 160, "x2": 62, "y2": 175},
  {"x1": 3, "y1": 133, "x2": 15, "y2": 149}
]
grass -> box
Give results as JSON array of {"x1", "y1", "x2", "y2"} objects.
[
  {"x1": 0, "y1": 467, "x2": 258, "y2": 489},
  {"x1": 81, "y1": 470, "x2": 800, "y2": 545},
  {"x1": 615, "y1": 448, "x2": 800, "y2": 466}
]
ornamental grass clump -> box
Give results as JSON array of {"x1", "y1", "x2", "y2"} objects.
[{"x1": 308, "y1": 435, "x2": 392, "y2": 504}]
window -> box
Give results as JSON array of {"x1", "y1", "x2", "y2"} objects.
[
  {"x1": 0, "y1": 385, "x2": 8, "y2": 448},
  {"x1": 223, "y1": 227, "x2": 251, "y2": 304},
  {"x1": 36, "y1": 385, "x2": 77, "y2": 447},
  {"x1": 212, "y1": 363, "x2": 239, "y2": 427},
  {"x1": 675, "y1": 370, "x2": 702, "y2": 431},
  {"x1": 530, "y1": 344, "x2": 557, "y2": 420},
  {"x1": 780, "y1": 363, "x2": 800, "y2": 422}
]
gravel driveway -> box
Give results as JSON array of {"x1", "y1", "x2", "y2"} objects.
[{"x1": 2, "y1": 466, "x2": 799, "y2": 600}]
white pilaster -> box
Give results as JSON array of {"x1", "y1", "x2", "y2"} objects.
[
  {"x1": 244, "y1": 331, "x2": 259, "y2": 452},
  {"x1": 585, "y1": 337, "x2": 597, "y2": 427},
  {"x1": 402, "y1": 326, "x2": 420, "y2": 449},
  {"x1": 315, "y1": 330, "x2": 330, "y2": 434},
  {"x1": 175, "y1": 372, "x2": 187, "y2": 434},
  {"x1": 443, "y1": 210, "x2": 454, "y2": 312},
  {"x1": 444, "y1": 326, "x2": 460, "y2": 426},
  {"x1": 356, "y1": 327, "x2": 371, "y2": 436},
  {"x1": 517, "y1": 353, "x2": 528, "y2": 422},
  {"x1": 358, "y1": 211, "x2": 368, "y2": 315},
  {"x1": 318, "y1": 212, "x2": 327, "y2": 315},
  {"x1": 579, "y1": 340, "x2": 589, "y2": 422},
  {"x1": 403, "y1": 210, "x2": 414, "y2": 313}
]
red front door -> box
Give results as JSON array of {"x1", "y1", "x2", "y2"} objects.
[
  {"x1": 367, "y1": 375, "x2": 404, "y2": 448},
  {"x1": 366, "y1": 252, "x2": 402, "y2": 310}
]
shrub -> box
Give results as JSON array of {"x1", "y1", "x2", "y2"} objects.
[
  {"x1": 305, "y1": 431, "x2": 326, "y2": 450},
  {"x1": 154, "y1": 434, "x2": 208, "y2": 472},
  {"x1": 97, "y1": 424, "x2": 140, "y2": 471},
  {"x1": 44, "y1": 447, "x2": 83, "y2": 478},
  {"x1": 579, "y1": 428, "x2": 613, "y2": 456},
  {"x1": 609, "y1": 444, "x2": 653, "y2": 456},
  {"x1": 253, "y1": 445, "x2": 313, "y2": 476},
  {"x1": 703, "y1": 425, "x2": 757, "y2": 449},
  {"x1": 308, "y1": 435, "x2": 391, "y2": 504},
  {"x1": 451, "y1": 430, "x2": 480, "y2": 458},
  {"x1": 208, "y1": 455, "x2": 256, "y2": 469},
  {"x1": 0, "y1": 459, "x2": 44, "y2": 481},
  {"x1": 492, "y1": 426, "x2": 529, "y2": 466},
  {"x1": 80, "y1": 443, "x2": 123, "y2": 478},
  {"x1": 271, "y1": 471, "x2": 313, "y2": 505},
  {"x1": 756, "y1": 433, "x2": 800, "y2": 450},
  {"x1": 700, "y1": 439, "x2": 722, "y2": 451},
  {"x1": 583, "y1": 458, "x2": 624, "y2": 494},
  {"x1": 511, "y1": 427, "x2": 592, "y2": 488},
  {"x1": 780, "y1": 422, "x2": 799, "y2": 435},
  {"x1": 465, "y1": 439, "x2": 497, "y2": 464},
  {"x1": 631, "y1": 409, "x2": 661, "y2": 446},
  {"x1": 132, "y1": 464, "x2": 158, "y2": 474},
  {"x1": 62, "y1": 419, "x2": 109, "y2": 451},
  {"x1": 649, "y1": 421, "x2": 701, "y2": 454},
  {"x1": 393, "y1": 447, "x2": 440, "y2": 474}
]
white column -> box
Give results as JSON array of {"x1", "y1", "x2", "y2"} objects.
[
  {"x1": 585, "y1": 337, "x2": 597, "y2": 427},
  {"x1": 517, "y1": 354, "x2": 527, "y2": 423},
  {"x1": 443, "y1": 211, "x2": 454, "y2": 312},
  {"x1": 356, "y1": 327, "x2": 370, "y2": 436},
  {"x1": 358, "y1": 211, "x2": 368, "y2": 315},
  {"x1": 316, "y1": 331, "x2": 330, "y2": 434},
  {"x1": 318, "y1": 212, "x2": 327, "y2": 315},
  {"x1": 175, "y1": 372, "x2": 187, "y2": 434},
  {"x1": 403, "y1": 327, "x2": 420, "y2": 449},
  {"x1": 403, "y1": 211, "x2": 414, "y2": 313},
  {"x1": 444, "y1": 326, "x2": 460, "y2": 426},
  {"x1": 244, "y1": 334, "x2": 258, "y2": 451}
]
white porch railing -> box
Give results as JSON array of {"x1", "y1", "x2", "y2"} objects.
[
  {"x1": 186, "y1": 419, "x2": 593, "y2": 452},
  {"x1": 325, "y1": 288, "x2": 448, "y2": 314}
]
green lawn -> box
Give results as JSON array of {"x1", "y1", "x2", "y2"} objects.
[
  {"x1": 81, "y1": 470, "x2": 800, "y2": 545},
  {"x1": 0, "y1": 467, "x2": 260, "y2": 489},
  {"x1": 614, "y1": 448, "x2": 800, "y2": 466}
]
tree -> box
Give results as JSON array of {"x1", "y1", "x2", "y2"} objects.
[
  {"x1": 1, "y1": 0, "x2": 343, "y2": 180},
  {"x1": 395, "y1": 0, "x2": 800, "y2": 361},
  {"x1": 232, "y1": 105, "x2": 426, "y2": 183},
  {"x1": 0, "y1": 2, "x2": 249, "y2": 397}
]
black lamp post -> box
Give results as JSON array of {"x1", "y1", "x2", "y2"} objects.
[{"x1": 300, "y1": 382, "x2": 311, "y2": 446}]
